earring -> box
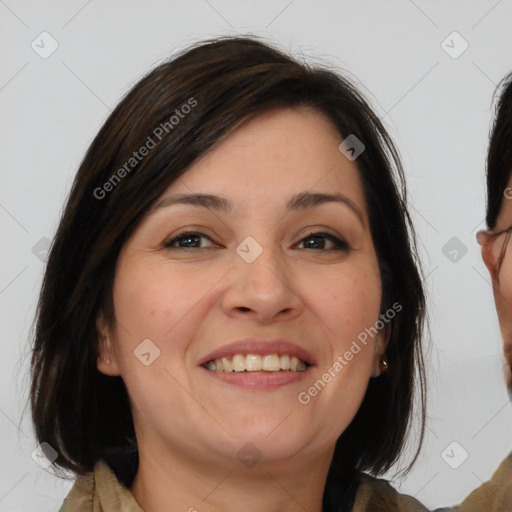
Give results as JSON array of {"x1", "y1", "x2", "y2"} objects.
[
  {"x1": 106, "y1": 358, "x2": 111, "y2": 364},
  {"x1": 379, "y1": 355, "x2": 389, "y2": 374}
]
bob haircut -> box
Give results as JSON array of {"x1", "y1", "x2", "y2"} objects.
[
  {"x1": 29, "y1": 35, "x2": 426, "y2": 488},
  {"x1": 486, "y1": 71, "x2": 512, "y2": 229}
]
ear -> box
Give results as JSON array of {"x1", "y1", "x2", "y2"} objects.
[
  {"x1": 479, "y1": 231, "x2": 495, "y2": 275},
  {"x1": 96, "y1": 311, "x2": 120, "y2": 376},
  {"x1": 370, "y1": 322, "x2": 391, "y2": 378}
]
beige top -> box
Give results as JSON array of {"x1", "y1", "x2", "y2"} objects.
[
  {"x1": 58, "y1": 458, "x2": 427, "y2": 512},
  {"x1": 435, "y1": 453, "x2": 512, "y2": 511},
  {"x1": 58, "y1": 455, "x2": 512, "y2": 511},
  {"x1": 59, "y1": 460, "x2": 142, "y2": 512}
]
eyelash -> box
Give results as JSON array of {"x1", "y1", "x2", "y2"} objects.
[{"x1": 162, "y1": 230, "x2": 350, "y2": 252}]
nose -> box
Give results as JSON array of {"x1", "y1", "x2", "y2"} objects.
[{"x1": 221, "y1": 240, "x2": 303, "y2": 324}]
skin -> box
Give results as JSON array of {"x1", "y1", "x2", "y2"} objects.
[
  {"x1": 481, "y1": 172, "x2": 512, "y2": 395},
  {"x1": 96, "y1": 106, "x2": 388, "y2": 512}
]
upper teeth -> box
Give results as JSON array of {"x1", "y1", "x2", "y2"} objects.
[{"x1": 205, "y1": 354, "x2": 308, "y2": 372}]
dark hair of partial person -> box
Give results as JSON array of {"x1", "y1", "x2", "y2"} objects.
[
  {"x1": 486, "y1": 71, "x2": 512, "y2": 228},
  {"x1": 28, "y1": 35, "x2": 427, "y2": 492}
]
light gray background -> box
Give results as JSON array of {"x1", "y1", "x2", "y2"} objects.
[{"x1": 1, "y1": 1, "x2": 512, "y2": 510}]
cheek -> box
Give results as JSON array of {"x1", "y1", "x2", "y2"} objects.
[
  {"x1": 110, "y1": 259, "x2": 216, "y2": 365},
  {"x1": 498, "y1": 256, "x2": 512, "y2": 300},
  {"x1": 309, "y1": 266, "x2": 382, "y2": 344},
  {"x1": 109, "y1": 262, "x2": 214, "y2": 429},
  {"x1": 496, "y1": 258, "x2": 512, "y2": 342},
  {"x1": 300, "y1": 264, "x2": 382, "y2": 401},
  {"x1": 493, "y1": 261, "x2": 512, "y2": 392}
]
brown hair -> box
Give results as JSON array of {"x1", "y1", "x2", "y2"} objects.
[{"x1": 29, "y1": 35, "x2": 426, "y2": 488}]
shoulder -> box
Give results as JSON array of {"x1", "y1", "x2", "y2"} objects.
[
  {"x1": 59, "y1": 459, "x2": 142, "y2": 512},
  {"x1": 352, "y1": 473, "x2": 429, "y2": 512},
  {"x1": 435, "y1": 452, "x2": 512, "y2": 512},
  {"x1": 58, "y1": 469, "x2": 95, "y2": 512}
]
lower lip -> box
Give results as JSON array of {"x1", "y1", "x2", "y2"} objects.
[{"x1": 201, "y1": 366, "x2": 312, "y2": 389}]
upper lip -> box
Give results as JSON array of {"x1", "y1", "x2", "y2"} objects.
[{"x1": 198, "y1": 338, "x2": 317, "y2": 367}]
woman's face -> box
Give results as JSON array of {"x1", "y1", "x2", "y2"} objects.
[
  {"x1": 97, "y1": 107, "x2": 386, "y2": 468},
  {"x1": 482, "y1": 172, "x2": 512, "y2": 393}
]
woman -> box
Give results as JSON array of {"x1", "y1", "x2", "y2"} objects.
[{"x1": 29, "y1": 36, "x2": 428, "y2": 511}]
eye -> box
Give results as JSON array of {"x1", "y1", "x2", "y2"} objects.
[
  {"x1": 297, "y1": 231, "x2": 350, "y2": 251},
  {"x1": 162, "y1": 229, "x2": 350, "y2": 251},
  {"x1": 163, "y1": 231, "x2": 218, "y2": 249}
]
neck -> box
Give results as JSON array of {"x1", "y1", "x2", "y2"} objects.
[{"x1": 130, "y1": 438, "x2": 338, "y2": 512}]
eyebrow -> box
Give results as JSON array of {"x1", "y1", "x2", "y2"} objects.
[{"x1": 149, "y1": 191, "x2": 364, "y2": 225}]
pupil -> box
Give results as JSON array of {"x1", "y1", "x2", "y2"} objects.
[
  {"x1": 180, "y1": 235, "x2": 200, "y2": 247},
  {"x1": 305, "y1": 237, "x2": 323, "y2": 249}
]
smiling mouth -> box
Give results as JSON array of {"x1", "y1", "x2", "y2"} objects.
[{"x1": 202, "y1": 353, "x2": 310, "y2": 372}]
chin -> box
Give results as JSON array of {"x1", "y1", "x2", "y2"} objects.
[{"x1": 224, "y1": 422, "x2": 314, "y2": 460}]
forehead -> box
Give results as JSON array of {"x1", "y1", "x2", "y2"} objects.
[{"x1": 159, "y1": 106, "x2": 367, "y2": 217}]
